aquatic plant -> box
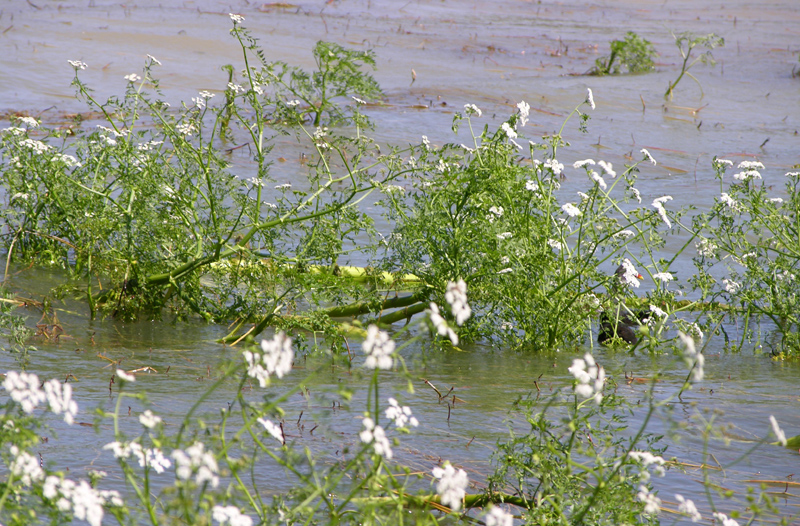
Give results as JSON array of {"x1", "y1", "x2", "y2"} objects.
[
  {"x1": 664, "y1": 31, "x2": 725, "y2": 100},
  {"x1": 590, "y1": 31, "x2": 656, "y2": 76}
]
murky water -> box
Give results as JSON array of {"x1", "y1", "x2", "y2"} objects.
[{"x1": 2, "y1": 0, "x2": 800, "y2": 523}]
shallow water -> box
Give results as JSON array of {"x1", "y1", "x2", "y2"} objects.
[{"x1": 2, "y1": 0, "x2": 800, "y2": 523}]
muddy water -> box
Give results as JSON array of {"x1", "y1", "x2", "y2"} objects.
[{"x1": 2, "y1": 0, "x2": 800, "y2": 523}]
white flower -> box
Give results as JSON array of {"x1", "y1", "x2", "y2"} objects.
[
  {"x1": 485, "y1": 506, "x2": 514, "y2": 526},
  {"x1": 577, "y1": 191, "x2": 590, "y2": 201},
  {"x1": 116, "y1": 369, "x2": 136, "y2": 382},
  {"x1": 260, "y1": 331, "x2": 294, "y2": 379},
  {"x1": 590, "y1": 170, "x2": 607, "y2": 190},
  {"x1": 547, "y1": 239, "x2": 563, "y2": 251},
  {"x1": 585, "y1": 88, "x2": 595, "y2": 110},
  {"x1": 199, "y1": 90, "x2": 215, "y2": 99},
  {"x1": 619, "y1": 258, "x2": 641, "y2": 288},
  {"x1": 227, "y1": 82, "x2": 244, "y2": 93},
  {"x1": 722, "y1": 278, "x2": 740, "y2": 294},
  {"x1": 651, "y1": 196, "x2": 673, "y2": 228},
  {"x1": 713, "y1": 512, "x2": 740, "y2": 526},
  {"x1": 44, "y1": 379, "x2": 78, "y2": 425},
  {"x1": 769, "y1": 415, "x2": 787, "y2": 446},
  {"x1": 613, "y1": 230, "x2": 635, "y2": 239},
  {"x1": 229, "y1": 13, "x2": 245, "y2": 23},
  {"x1": 737, "y1": 160, "x2": 764, "y2": 170},
  {"x1": 636, "y1": 485, "x2": 661, "y2": 515},
  {"x1": 676, "y1": 494, "x2": 702, "y2": 522},
  {"x1": 68, "y1": 59, "x2": 88, "y2": 70},
  {"x1": 213, "y1": 505, "x2": 253, "y2": 526},
  {"x1": 124, "y1": 73, "x2": 141, "y2": 83},
  {"x1": 769, "y1": 197, "x2": 783, "y2": 204},
  {"x1": 192, "y1": 97, "x2": 206, "y2": 109},
  {"x1": 359, "y1": 417, "x2": 392, "y2": 459},
  {"x1": 146, "y1": 54, "x2": 162, "y2": 65},
  {"x1": 20, "y1": 138, "x2": 51, "y2": 154},
  {"x1": 385, "y1": 398, "x2": 419, "y2": 428},
  {"x1": 573, "y1": 159, "x2": 595, "y2": 169},
  {"x1": 258, "y1": 418, "x2": 285, "y2": 444},
  {"x1": 432, "y1": 463, "x2": 469, "y2": 511},
  {"x1": 139, "y1": 410, "x2": 162, "y2": 429},
  {"x1": 653, "y1": 272, "x2": 673, "y2": 283},
  {"x1": 498, "y1": 268, "x2": 513, "y2": 274},
  {"x1": 3, "y1": 371, "x2": 46, "y2": 413},
  {"x1": 517, "y1": 100, "x2": 530, "y2": 126},
  {"x1": 679, "y1": 331, "x2": 704, "y2": 382},
  {"x1": 427, "y1": 303, "x2": 459, "y2": 345},
  {"x1": 501, "y1": 122, "x2": 517, "y2": 139},
  {"x1": 786, "y1": 171, "x2": 800, "y2": 178},
  {"x1": 714, "y1": 158, "x2": 733, "y2": 167},
  {"x1": 19, "y1": 116, "x2": 39, "y2": 128},
  {"x1": 561, "y1": 203, "x2": 582, "y2": 217},
  {"x1": 44, "y1": 476, "x2": 120, "y2": 526},
  {"x1": 286, "y1": 99, "x2": 301, "y2": 107},
  {"x1": 525, "y1": 180, "x2": 539, "y2": 192},
  {"x1": 421, "y1": 135, "x2": 431, "y2": 149},
  {"x1": 176, "y1": 121, "x2": 197, "y2": 136},
  {"x1": 597, "y1": 160, "x2": 616, "y2": 177},
  {"x1": 497, "y1": 232, "x2": 513, "y2": 240},
  {"x1": 629, "y1": 186, "x2": 642, "y2": 203},
  {"x1": 171, "y1": 442, "x2": 219, "y2": 487},
  {"x1": 567, "y1": 353, "x2": 605, "y2": 404},
  {"x1": 275, "y1": 183, "x2": 292, "y2": 190},
  {"x1": 733, "y1": 170, "x2": 762, "y2": 181},
  {"x1": 445, "y1": 279, "x2": 471, "y2": 325},
  {"x1": 696, "y1": 239, "x2": 717, "y2": 258},
  {"x1": 247, "y1": 176, "x2": 264, "y2": 188},
  {"x1": 352, "y1": 96, "x2": 366, "y2": 105},
  {"x1": 544, "y1": 158, "x2": 564, "y2": 175},
  {"x1": 640, "y1": 148, "x2": 657, "y2": 165},
  {"x1": 719, "y1": 193, "x2": 738, "y2": 209},
  {"x1": 464, "y1": 103, "x2": 482, "y2": 117},
  {"x1": 363, "y1": 325, "x2": 395, "y2": 369},
  {"x1": 629, "y1": 451, "x2": 666, "y2": 477},
  {"x1": 649, "y1": 304, "x2": 667, "y2": 318},
  {"x1": 10, "y1": 446, "x2": 44, "y2": 486},
  {"x1": 487, "y1": 206, "x2": 504, "y2": 222}
]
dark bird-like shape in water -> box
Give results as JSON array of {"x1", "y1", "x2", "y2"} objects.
[{"x1": 599, "y1": 262, "x2": 648, "y2": 345}]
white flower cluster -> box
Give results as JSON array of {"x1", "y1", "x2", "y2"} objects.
[
  {"x1": 676, "y1": 494, "x2": 702, "y2": 522},
  {"x1": 9, "y1": 445, "x2": 44, "y2": 486},
  {"x1": 172, "y1": 442, "x2": 220, "y2": 487},
  {"x1": 653, "y1": 272, "x2": 673, "y2": 284},
  {"x1": 3, "y1": 371, "x2": 78, "y2": 424},
  {"x1": 432, "y1": 463, "x2": 469, "y2": 511},
  {"x1": 428, "y1": 303, "x2": 459, "y2": 345},
  {"x1": 363, "y1": 325, "x2": 395, "y2": 369},
  {"x1": 485, "y1": 505, "x2": 514, "y2": 526},
  {"x1": 20, "y1": 138, "x2": 52, "y2": 154},
  {"x1": 629, "y1": 450, "x2": 666, "y2": 481},
  {"x1": 243, "y1": 331, "x2": 294, "y2": 387},
  {"x1": 139, "y1": 409, "x2": 162, "y2": 429},
  {"x1": 733, "y1": 160, "x2": 764, "y2": 181},
  {"x1": 360, "y1": 417, "x2": 392, "y2": 458},
  {"x1": 385, "y1": 397, "x2": 419, "y2": 428},
  {"x1": 258, "y1": 417, "x2": 284, "y2": 444},
  {"x1": 585, "y1": 88, "x2": 595, "y2": 110},
  {"x1": 713, "y1": 512, "x2": 740, "y2": 526},
  {"x1": 590, "y1": 170, "x2": 607, "y2": 190},
  {"x1": 103, "y1": 441, "x2": 172, "y2": 473},
  {"x1": 517, "y1": 101, "x2": 530, "y2": 126},
  {"x1": 567, "y1": 353, "x2": 605, "y2": 404},
  {"x1": 124, "y1": 73, "x2": 141, "y2": 83},
  {"x1": 68, "y1": 59, "x2": 88, "y2": 70},
  {"x1": 229, "y1": 13, "x2": 245, "y2": 24},
  {"x1": 722, "y1": 278, "x2": 741, "y2": 294},
  {"x1": 679, "y1": 331, "x2": 704, "y2": 383},
  {"x1": 487, "y1": 205, "x2": 504, "y2": 222},
  {"x1": 464, "y1": 103, "x2": 482, "y2": 117},
  {"x1": 544, "y1": 158, "x2": 564, "y2": 176},
  {"x1": 696, "y1": 239, "x2": 718, "y2": 258},
  {"x1": 213, "y1": 505, "x2": 253, "y2": 526},
  {"x1": 597, "y1": 160, "x2": 616, "y2": 177},
  {"x1": 640, "y1": 148, "x2": 657, "y2": 165},
  {"x1": 43, "y1": 476, "x2": 123, "y2": 526},
  {"x1": 561, "y1": 202, "x2": 582, "y2": 217},
  {"x1": 651, "y1": 196, "x2": 673, "y2": 228},
  {"x1": 445, "y1": 279, "x2": 471, "y2": 325},
  {"x1": 636, "y1": 485, "x2": 661, "y2": 515},
  {"x1": 501, "y1": 122, "x2": 517, "y2": 139},
  {"x1": 720, "y1": 192, "x2": 738, "y2": 210}
]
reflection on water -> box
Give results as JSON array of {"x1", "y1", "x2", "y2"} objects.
[{"x1": 2, "y1": 0, "x2": 800, "y2": 522}]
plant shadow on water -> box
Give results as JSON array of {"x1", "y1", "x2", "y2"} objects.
[{"x1": 1, "y1": 4, "x2": 800, "y2": 526}]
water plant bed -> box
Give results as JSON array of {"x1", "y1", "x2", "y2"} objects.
[{"x1": 2, "y1": 7, "x2": 800, "y2": 526}]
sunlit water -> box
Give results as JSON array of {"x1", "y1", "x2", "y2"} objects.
[{"x1": 2, "y1": 1, "x2": 800, "y2": 523}]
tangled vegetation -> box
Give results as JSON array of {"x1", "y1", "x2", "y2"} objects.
[{"x1": 0, "y1": 15, "x2": 799, "y2": 526}]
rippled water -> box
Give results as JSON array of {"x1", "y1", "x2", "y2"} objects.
[{"x1": 2, "y1": 1, "x2": 800, "y2": 523}]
